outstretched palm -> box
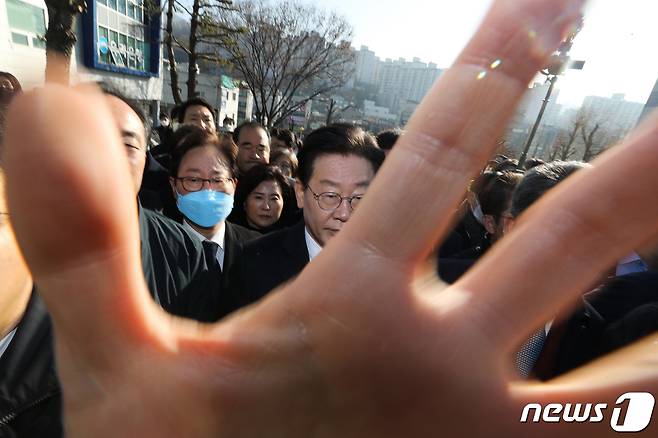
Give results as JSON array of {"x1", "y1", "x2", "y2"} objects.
[{"x1": 5, "y1": 0, "x2": 658, "y2": 436}]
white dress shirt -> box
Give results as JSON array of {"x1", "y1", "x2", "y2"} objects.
[
  {"x1": 304, "y1": 227, "x2": 322, "y2": 261},
  {"x1": 0, "y1": 328, "x2": 17, "y2": 359},
  {"x1": 184, "y1": 220, "x2": 227, "y2": 269}
]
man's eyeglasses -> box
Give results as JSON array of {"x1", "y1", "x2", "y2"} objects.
[
  {"x1": 176, "y1": 177, "x2": 233, "y2": 192},
  {"x1": 307, "y1": 186, "x2": 364, "y2": 211}
]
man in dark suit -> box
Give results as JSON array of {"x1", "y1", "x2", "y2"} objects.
[
  {"x1": 438, "y1": 169, "x2": 523, "y2": 283},
  {"x1": 167, "y1": 126, "x2": 260, "y2": 297},
  {"x1": 496, "y1": 161, "x2": 658, "y2": 379},
  {"x1": 533, "y1": 271, "x2": 658, "y2": 380},
  {"x1": 226, "y1": 124, "x2": 385, "y2": 314}
]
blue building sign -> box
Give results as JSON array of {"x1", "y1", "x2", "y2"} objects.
[{"x1": 81, "y1": 0, "x2": 161, "y2": 77}]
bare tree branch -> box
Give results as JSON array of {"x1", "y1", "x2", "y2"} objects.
[{"x1": 218, "y1": 0, "x2": 354, "y2": 127}]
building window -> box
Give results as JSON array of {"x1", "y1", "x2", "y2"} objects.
[
  {"x1": 97, "y1": 24, "x2": 147, "y2": 72},
  {"x1": 101, "y1": 0, "x2": 146, "y2": 24},
  {"x1": 11, "y1": 32, "x2": 28, "y2": 45},
  {"x1": 6, "y1": 0, "x2": 46, "y2": 49},
  {"x1": 32, "y1": 35, "x2": 46, "y2": 48}
]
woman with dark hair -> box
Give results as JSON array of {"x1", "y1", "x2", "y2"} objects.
[{"x1": 229, "y1": 165, "x2": 295, "y2": 233}]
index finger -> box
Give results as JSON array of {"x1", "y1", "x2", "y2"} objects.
[{"x1": 341, "y1": 0, "x2": 585, "y2": 266}]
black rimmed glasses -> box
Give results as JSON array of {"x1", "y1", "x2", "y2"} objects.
[
  {"x1": 175, "y1": 177, "x2": 234, "y2": 192},
  {"x1": 307, "y1": 186, "x2": 364, "y2": 211}
]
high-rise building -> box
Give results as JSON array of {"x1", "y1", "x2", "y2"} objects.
[
  {"x1": 639, "y1": 77, "x2": 658, "y2": 122},
  {"x1": 581, "y1": 94, "x2": 644, "y2": 137},
  {"x1": 237, "y1": 87, "x2": 254, "y2": 124},
  {"x1": 376, "y1": 57, "x2": 442, "y2": 113},
  {"x1": 353, "y1": 45, "x2": 380, "y2": 86}
]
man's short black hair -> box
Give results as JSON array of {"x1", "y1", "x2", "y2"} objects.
[
  {"x1": 490, "y1": 158, "x2": 519, "y2": 172},
  {"x1": 478, "y1": 170, "x2": 524, "y2": 218},
  {"x1": 270, "y1": 128, "x2": 296, "y2": 148},
  {"x1": 233, "y1": 121, "x2": 270, "y2": 144},
  {"x1": 172, "y1": 97, "x2": 215, "y2": 124},
  {"x1": 523, "y1": 157, "x2": 546, "y2": 170},
  {"x1": 297, "y1": 124, "x2": 384, "y2": 187},
  {"x1": 376, "y1": 128, "x2": 403, "y2": 151},
  {"x1": 97, "y1": 82, "x2": 151, "y2": 138},
  {"x1": 511, "y1": 160, "x2": 589, "y2": 217},
  {"x1": 169, "y1": 125, "x2": 238, "y2": 179}
]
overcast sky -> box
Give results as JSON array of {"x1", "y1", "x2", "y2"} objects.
[{"x1": 310, "y1": 0, "x2": 658, "y2": 107}]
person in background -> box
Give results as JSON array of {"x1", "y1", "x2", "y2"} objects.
[
  {"x1": 172, "y1": 97, "x2": 216, "y2": 133},
  {"x1": 497, "y1": 161, "x2": 658, "y2": 379},
  {"x1": 99, "y1": 84, "x2": 222, "y2": 321},
  {"x1": 226, "y1": 124, "x2": 384, "y2": 313},
  {"x1": 139, "y1": 98, "x2": 218, "y2": 214},
  {"x1": 440, "y1": 170, "x2": 491, "y2": 258},
  {"x1": 169, "y1": 127, "x2": 259, "y2": 294},
  {"x1": 270, "y1": 127, "x2": 297, "y2": 153},
  {"x1": 375, "y1": 128, "x2": 403, "y2": 157},
  {"x1": 270, "y1": 147, "x2": 298, "y2": 180},
  {"x1": 155, "y1": 112, "x2": 173, "y2": 147},
  {"x1": 438, "y1": 169, "x2": 524, "y2": 283},
  {"x1": 233, "y1": 121, "x2": 271, "y2": 175},
  {"x1": 228, "y1": 165, "x2": 295, "y2": 233}
]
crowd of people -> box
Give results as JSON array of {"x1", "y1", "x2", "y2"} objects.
[{"x1": 1, "y1": 1, "x2": 658, "y2": 434}]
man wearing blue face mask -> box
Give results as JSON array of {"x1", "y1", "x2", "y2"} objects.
[{"x1": 169, "y1": 127, "x2": 259, "y2": 293}]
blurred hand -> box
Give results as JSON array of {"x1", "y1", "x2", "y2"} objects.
[{"x1": 5, "y1": 0, "x2": 658, "y2": 436}]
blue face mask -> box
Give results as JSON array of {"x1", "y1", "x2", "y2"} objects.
[{"x1": 176, "y1": 190, "x2": 234, "y2": 228}]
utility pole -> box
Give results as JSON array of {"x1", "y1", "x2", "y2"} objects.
[
  {"x1": 518, "y1": 20, "x2": 585, "y2": 168},
  {"x1": 520, "y1": 74, "x2": 557, "y2": 165}
]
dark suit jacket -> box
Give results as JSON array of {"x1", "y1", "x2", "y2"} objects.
[
  {"x1": 138, "y1": 151, "x2": 174, "y2": 214},
  {"x1": 225, "y1": 220, "x2": 309, "y2": 315},
  {"x1": 139, "y1": 207, "x2": 223, "y2": 322},
  {"x1": 222, "y1": 222, "x2": 261, "y2": 290},
  {"x1": 532, "y1": 271, "x2": 658, "y2": 380},
  {"x1": 176, "y1": 220, "x2": 259, "y2": 321},
  {"x1": 0, "y1": 291, "x2": 62, "y2": 438}
]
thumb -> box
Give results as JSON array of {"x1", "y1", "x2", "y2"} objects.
[{"x1": 4, "y1": 84, "x2": 161, "y2": 362}]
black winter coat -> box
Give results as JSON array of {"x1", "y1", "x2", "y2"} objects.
[{"x1": 0, "y1": 291, "x2": 62, "y2": 438}]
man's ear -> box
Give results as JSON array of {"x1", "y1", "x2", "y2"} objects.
[
  {"x1": 483, "y1": 214, "x2": 497, "y2": 235},
  {"x1": 294, "y1": 180, "x2": 305, "y2": 209}
]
